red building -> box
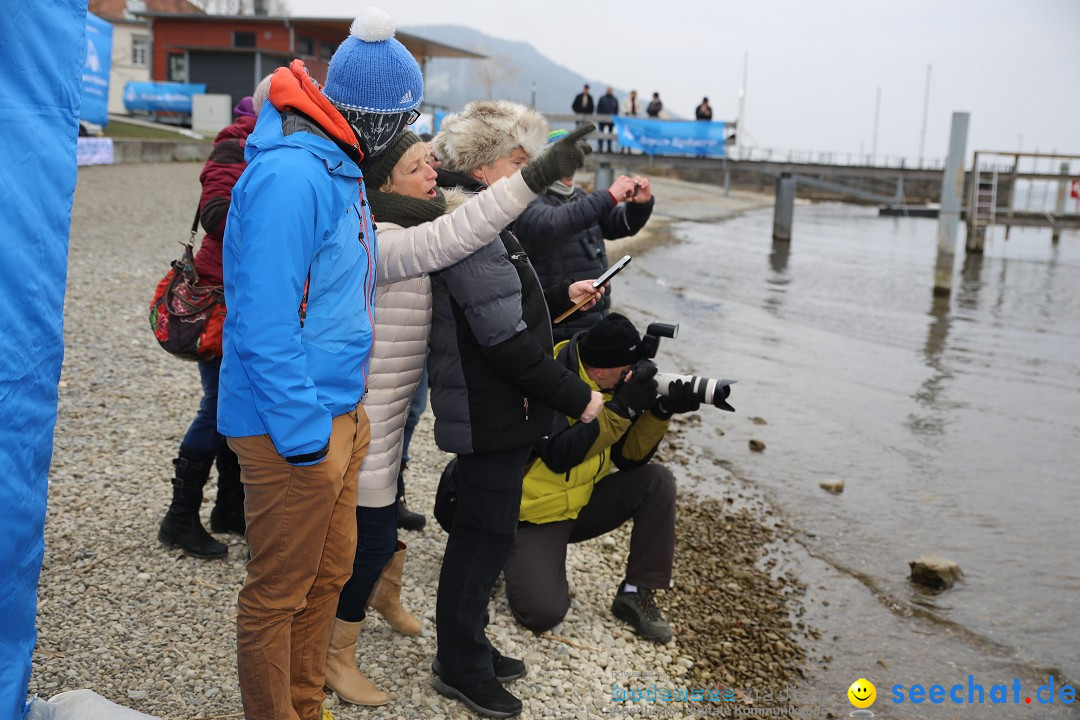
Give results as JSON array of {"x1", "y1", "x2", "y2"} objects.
[{"x1": 140, "y1": 12, "x2": 482, "y2": 108}]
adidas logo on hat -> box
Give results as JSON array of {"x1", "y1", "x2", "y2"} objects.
[{"x1": 399, "y1": 90, "x2": 413, "y2": 105}]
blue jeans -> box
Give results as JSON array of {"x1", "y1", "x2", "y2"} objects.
[
  {"x1": 400, "y1": 354, "x2": 429, "y2": 466},
  {"x1": 182, "y1": 358, "x2": 225, "y2": 453}
]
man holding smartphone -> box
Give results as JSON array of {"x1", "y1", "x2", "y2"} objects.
[{"x1": 514, "y1": 132, "x2": 655, "y2": 342}]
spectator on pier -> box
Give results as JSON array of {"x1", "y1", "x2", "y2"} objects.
[
  {"x1": 619, "y1": 90, "x2": 641, "y2": 154},
  {"x1": 647, "y1": 92, "x2": 663, "y2": 118},
  {"x1": 428, "y1": 101, "x2": 605, "y2": 718},
  {"x1": 572, "y1": 83, "x2": 595, "y2": 120},
  {"x1": 695, "y1": 97, "x2": 713, "y2": 121},
  {"x1": 596, "y1": 86, "x2": 619, "y2": 152},
  {"x1": 513, "y1": 134, "x2": 654, "y2": 343},
  {"x1": 502, "y1": 313, "x2": 701, "y2": 644},
  {"x1": 157, "y1": 74, "x2": 272, "y2": 561}
]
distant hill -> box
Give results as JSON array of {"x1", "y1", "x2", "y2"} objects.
[{"x1": 404, "y1": 24, "x2": 618, "y2": 115}]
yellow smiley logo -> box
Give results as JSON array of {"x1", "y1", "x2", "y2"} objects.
[{"x1": 848, "y1": 678, "x2": 877, "y2": 709}]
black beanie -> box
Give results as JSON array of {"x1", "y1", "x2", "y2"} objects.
[
  {"x1": 361, "y1": 129, "x2": 422, "y2": 191},
  {"x1": 578, "y1": 313, "x2": 642, "y2": 368}
]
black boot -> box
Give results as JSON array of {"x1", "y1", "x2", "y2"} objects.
[
  {"x1": 210, "y1": 446, "x2": 246, "y2": 535},
  {"x1": 396, "y1": 462, "x2": 426, "y2": 532},
  {"x1": 159, "y1": 446, "x2": 227, "y2": 559}
]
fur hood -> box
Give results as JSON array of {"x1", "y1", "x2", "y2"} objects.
[
  {"x1": 443, "y1": 187, "x2": 469, "y2": 212},
  {"x1": 433, "y1": 100, "x2": 548, "y2": 174}
]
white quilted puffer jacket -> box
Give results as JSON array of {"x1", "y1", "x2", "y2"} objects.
[{"x1": 357, "y1": 171, "x2": 536, "y2": 506}]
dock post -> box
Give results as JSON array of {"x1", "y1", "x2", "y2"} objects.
[
  {"x1": 773, "y1": 172, "x2": 796, "y2": 242},
  {"x1": 594, "y1": 162, "x2": 614, "y2": 192},
  {"x1": 933, "y1": 112, "x2": 970, "y2": 297},
  {"x1": 1052, "y1": 161, "x2": 1068, "y2": 244}
]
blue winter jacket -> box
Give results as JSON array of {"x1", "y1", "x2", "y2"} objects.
[{"x1": 217, "y1": 105, "x2": 377, "y2": 464}]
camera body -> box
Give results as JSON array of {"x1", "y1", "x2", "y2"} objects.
[{"x1": 636, "y1": 322, "x2": 736, "y2": 411}]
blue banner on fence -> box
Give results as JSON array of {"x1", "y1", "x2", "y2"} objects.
[
  {"x1": 613, "y1": 117, "x2": 728, "y2": 157},
  {"x1": 123, "y1": 82, "x2": 207, "y2": 113},
  {"x1": 82, "y1": 12, "x2": 112, "y2": 126}
]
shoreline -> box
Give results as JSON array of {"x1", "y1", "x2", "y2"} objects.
[{"x1": 32, "y1": 164, "x2": 824, "y2": 720}]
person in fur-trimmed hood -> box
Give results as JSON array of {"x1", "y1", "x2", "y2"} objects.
[
  {"x1": 425, "y1": 101, "x2": 604, "y2": 718},
  {"x1": 323, "y1": 124, "x2": 597, "y2": 708}
]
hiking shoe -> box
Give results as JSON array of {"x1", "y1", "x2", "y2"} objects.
[
  {"x1": 433, "y1": 676, "x2": 522, "y2": 718},
  {"x1": 611, "y1": 584, "x2": 673, "y2": 644},
  {"x1": 432, "y1": 646, "x2": 526, "y2": 683},
  {"x1": 490, "y1": 646, "x2": 526, "y2": 682}
]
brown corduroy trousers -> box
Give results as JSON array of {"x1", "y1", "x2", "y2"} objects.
[{"x1": 228, "y1": 405, "x2": 369, "y2": 720}]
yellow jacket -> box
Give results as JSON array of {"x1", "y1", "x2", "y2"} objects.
[{"x1": 519, "y1": 337, "x2": 671, "y2": 525}]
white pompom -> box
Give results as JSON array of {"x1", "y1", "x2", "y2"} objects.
[{"x1": 350, "y1": 7, "x2": 395, "y2": 42}]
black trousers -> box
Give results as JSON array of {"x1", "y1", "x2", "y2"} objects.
[
  {"x1": 335, "y1": 503, "x2": 397, "y2": 622},
  {"x1": 435, "y1": 446, "x2": 533, "y2": 685},
  {"x1": 503, "y1": 463, "x2": 676, "y2": 633}
]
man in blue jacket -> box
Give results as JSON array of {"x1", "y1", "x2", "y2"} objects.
[{"x1": 217, "y1": 10, "x2": 424, "y2": 720}]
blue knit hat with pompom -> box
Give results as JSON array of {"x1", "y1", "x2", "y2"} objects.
[{"x1": 323, "y1": 7, "x2": 423, "y2": 113}]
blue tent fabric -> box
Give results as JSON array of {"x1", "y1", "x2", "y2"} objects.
[{"x1": 0, "y1": 0, "x2": 86, "y2": 716}]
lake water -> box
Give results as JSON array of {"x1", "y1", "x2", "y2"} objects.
[{"x1": 614, "y1": 202, "x2": 1080, "y2": 716}]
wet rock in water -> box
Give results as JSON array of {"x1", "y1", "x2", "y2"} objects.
[
  {"x1": 819, "y1": 479, "x2": 845, "y2": 494},
  {"x1": 909, "y1": 555, "x2": 964, "y2": 590},
  {"x1": 751, "y1": 416, "x2": 768, "y2": 425},
  {"x1": 749, "y1": 439, "x2": 766, "y2": 452}
]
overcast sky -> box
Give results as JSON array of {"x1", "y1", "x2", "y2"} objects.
[{"x1": 302, "y1": 0, "x2": 1079, "y2": 163}]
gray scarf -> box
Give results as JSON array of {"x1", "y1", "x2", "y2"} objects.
[
  {"x1": 549, "y1": 179, "x2": 575, "y2": 198},
  {"x1": 368, "y1": 187, "x2": 447, "y2": 228}
]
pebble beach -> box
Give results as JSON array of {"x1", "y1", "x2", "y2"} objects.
[{"x1": 29, "y1": 163, "x2": 815, "y2": 720}]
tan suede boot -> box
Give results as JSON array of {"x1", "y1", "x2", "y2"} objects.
[
  {"x1": 368, "y1": 540, "x2": 422, "y2": 636},
  {"x1": 324, "y1": 619, "x2": 390, "y2": 706}
]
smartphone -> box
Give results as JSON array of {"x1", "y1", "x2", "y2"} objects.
[{"x1": 593, "y1": 255, "x2": 632, "y2": 289}]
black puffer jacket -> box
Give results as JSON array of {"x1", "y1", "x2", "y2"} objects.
[
  {"x1": 427, "y1": 169, "x2": 593, "y2": 455},
  {"x1": 514, "y1": 188, "x2": 654, "y2": 342}
]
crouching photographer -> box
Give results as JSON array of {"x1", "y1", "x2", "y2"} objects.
[{"x1": 502, "y1": 313, "x2": 710, "y2": 644}]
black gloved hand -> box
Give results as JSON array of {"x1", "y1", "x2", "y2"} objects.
[
  {"x1": 520, "y1": 122, "x2": 595, "y2": 194},
  {"x1": 652, "y1": 378, "x2": 701, "y2": 419},
  {"x1": 607, "y1": 359, "x2": 658, "y2": 419}
]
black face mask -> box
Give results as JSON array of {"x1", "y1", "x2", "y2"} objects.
[{"x1": 335, "y1": 105, "x2": 411, "y2": 159}]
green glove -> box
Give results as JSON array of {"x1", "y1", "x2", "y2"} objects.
[{"x1": 520, "y1": 122, "x2": 595, "y2": 194}]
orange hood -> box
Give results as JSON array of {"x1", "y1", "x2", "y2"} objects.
[{"x1": 267, "y1": 60, "x2": 363, "y2": 160}]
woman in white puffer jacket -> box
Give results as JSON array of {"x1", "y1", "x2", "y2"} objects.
[{"x1": 325, "y1": 123, "x2": 596, "y2": 706}]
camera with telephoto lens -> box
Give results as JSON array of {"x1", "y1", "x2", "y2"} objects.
[{"x1": 637, "y1": 322, "x2": 736, "y2": 412}]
